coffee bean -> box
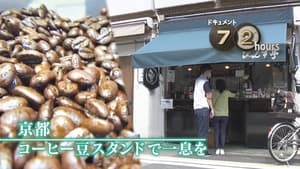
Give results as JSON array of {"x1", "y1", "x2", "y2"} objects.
[
  {"x1": 44, "y1": 84, "x2": 59, "y2": 100},
  {"x1": 0, "y1": 63, "x2": 16, "y2": 88},
  {"x1": 34, "y1": 18, "x2": 48, "y2": 28},
  {"x1": 96, "y1": 27, "x2": 113, "y2": 45},
  {"x1": 34, "y1": 62, "x2": 51, "y2": 73},
  {"x1": 110, "y1": 68, "x2": 122, "y2": 80},
  {"x1": 98, "y1": 79, "x2": 118, "y2": 101},
  {"x1": 0, "y1": 87, "x2": 7, "y2": 98},
  {"x1": 74, "y1": 91, "x2": 97, "y2": 105},
  {"x1": 38, "y1": 99, "x2": 54, "y2": 120},
  {"x1": 15, "y1": 63, "x2": 34, "y2": 79},
  {"x1": 12, "y1": 85, "x2": 45, "y2": 105},
  {"x1": 71, "y1": 54, "x2": 84, "y2": 69},
  {"x1": 21, "y1": 37, "x2": 37, "y2": 50},
  {"x1": 5, "y1": 17, "x2": 21, "y2": 35},
  {"x1": 101, "y1": 60, "x2": 119, "y2": 70},
  {"x1": 57, "y1": 80, "x2": 79, "y2": 97},
  {"x1": 63, "y1": 38, "x2": 73, "y2": 50},
  {"x1": 45, "y1": 50, "x2": 60, "y2": 63},
  {"x1": 71, "y1": 36, "x2": 90, "y2": 50},
  {"x1": 0, "y1": 5, "x2": 140, "y2": 168},
  {"x1": 68, "y1": 27, "x2": 80, "y2": 37},
  {"x1": 0, "y1": 30, "x2": 14, "y2": 40},
  {"x1": 56, "y1": 96, "x2": 84, "y2": 111},
  {"x1": 94, "y1": 45, "x2": 106, "y2": 59},
  {"x1": 61, "y1": 21, "x2": 70, "y2": 31},
  {"x1": 30, "y1": 70, "x2": 56, "y2": 88},
  {"x1": 49, "y1": 36, "x2": 62, "y2": 48},
  {"x1": 85, "y1": 98, "x2": 109, "y2": 119},
  {"x1": 78, "y1": 47, "x2": 94, "y2": 60},
  {"x1": 16, "y1": 50, "x2": 44, "y2": 64},
  {"x1": 0, "y1": 96, "x2": 28, "y2": 112},
  {"x1": 0, "y1": 107, "x2": 37, "y2": 128},
  {"x1": 67, "y1": 69, "x2": 96, "y2": 85},
  {"x1": 37, "y1": 40, "x2": 51, "y2": 52},
  {"x1": 11, "y1": 44, "x2": 23, "y2": 57},
  {"x1": 7, "y1": 76, "x2": 23, "y2": 92},
  {"x1": 21, "y1": 26, "x2": 37, "y2": 35},
  {"x1": 50, "y1": 116, "x2": 75, "y2": 138},
  {"x1": 37, "y1": 27, "x2": 50, "y2": 36}
]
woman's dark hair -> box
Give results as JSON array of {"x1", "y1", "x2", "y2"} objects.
[{"x1": 216, "y1": 79, "x2": 226, "y2": 93}]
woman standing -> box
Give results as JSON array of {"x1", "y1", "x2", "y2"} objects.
[{"x1": 213, "y1": 79, "x2": 235, "y2": 155}]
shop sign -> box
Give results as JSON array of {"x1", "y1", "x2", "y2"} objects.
[
  {"x1": 234, "y1": 23, "x2": 261, "y2": 51},
  {"x1": 209, "y1": 25, "x2": 235, "y2": 51},
  {"x1": 143, "y1": 67, "x2": 159, "y2": 90},
  {"x1": 209, "y1": 22, "x2": 281, "y2": 60},
  {"x1": 208, "y1": 19, "x2": 237, "y2": 26},
  {"x1": 242, "y1": 43, "x2": 280, "y2": 60},
  {"x1": 209, "y1": 23, "x2": 261, "y2": 51}
]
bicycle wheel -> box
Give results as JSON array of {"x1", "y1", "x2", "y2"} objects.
[{"x1": 268, "y1": 123, "x2": 298, "y2": 163}]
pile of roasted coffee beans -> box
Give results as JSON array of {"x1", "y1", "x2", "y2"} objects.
[{"x1": 0, "y1": 5, "x2": 140, "y2": 169}]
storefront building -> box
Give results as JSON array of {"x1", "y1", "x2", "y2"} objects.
[
  {"x1": 133, "y1": 6, "x2": 298, "y2": 148},
  {"x1": 3, "y1": 0, "x2": 297, "y2": 148}
]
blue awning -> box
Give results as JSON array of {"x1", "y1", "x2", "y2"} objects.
[
  {"x1": 133, "y1": 23, "x2": 287, "y2": 68},
  {"x1": 132, "y1": 7, "x2": 292, "y2": 68}
]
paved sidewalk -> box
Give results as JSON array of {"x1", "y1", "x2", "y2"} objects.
[
  {"x1": 140, "y1": 145, "x2": 300, "y2": 169},
  {"x1": 141, "y1": 155, "x2": 300, "y2": 169}
]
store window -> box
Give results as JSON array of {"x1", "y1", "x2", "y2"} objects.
[{"x1": 165, "y1": 62, "x2": 289, "y2": 101}]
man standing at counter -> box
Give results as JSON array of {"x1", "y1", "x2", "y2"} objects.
[{"x1": 193, "y1": 64, "x2": 214, "y2": 155}]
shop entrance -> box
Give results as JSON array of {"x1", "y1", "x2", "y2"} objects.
[{"x1": 164, "y1": 62, "x2": 290, "y2": 148}]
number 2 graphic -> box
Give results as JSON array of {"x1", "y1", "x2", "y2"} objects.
[{"x1": 240, "y1": 30, "x2": 254, "y2": 45}]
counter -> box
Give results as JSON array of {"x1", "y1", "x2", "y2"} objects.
[
  {"x1": 228, "y1": 98, "x2": 271, "y2": 145},
  {"x1": 165, "y1": 99, "x2": 195, "y2": 137},
  {"x1": 229, "y1": 98, "x2": 295, "y2": 148},
  {"x1": 166, "y1": 98, "x2": 295, "y2": 148}
]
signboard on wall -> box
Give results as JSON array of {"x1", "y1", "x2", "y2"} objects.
[
  {"x1": 209, "y1": 23, "x2": 281, "y2": 61},
  {"x1": 143, "y1": 67, "x2": 159, "y2": 90},
  {"x1": 161, "y1": 99, "x2": 173, "y2": 109}
]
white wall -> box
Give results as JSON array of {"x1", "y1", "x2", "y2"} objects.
[
  {"x1": 106, "y1": 0, "x2": 215, "y2": 16},
  {"x1": 133, "y1": 69, "x2": 164, "y2": 137},
  {"x1": 106, "y1": 0, "x2": 153, "y2": 16},
  {"x1": 294, "y1": 6, "x2": 300, "y2": 25},
  {"x1": 155, "y1": 0, "x2": 214, "y2": 8},
  {"x1": 113, "y1": 39, "x2": 165, "y2": 137}
]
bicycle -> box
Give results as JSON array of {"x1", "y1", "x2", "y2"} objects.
[
  {"x1": 267, "y1": 89, "x2": 300, "y2": 163},
  {"x1": 268, "y1": 118, "x2": 300, "y2": 163}
]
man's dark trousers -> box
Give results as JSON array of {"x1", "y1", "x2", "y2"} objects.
[{"x1": 194, "y1": 108, "x2": 210, "y2": 139}]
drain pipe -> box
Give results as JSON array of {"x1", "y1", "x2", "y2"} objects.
[
  {"x1": 151, "y1": 0, "x2": 160, "y2": 39},
  {"x1": 294, "y1": 26, "x2": 300, "y2": 114}
]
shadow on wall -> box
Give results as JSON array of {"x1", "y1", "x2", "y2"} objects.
[{"x1": 0, "y1": 0, "x2": 32, "y2": 11}]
